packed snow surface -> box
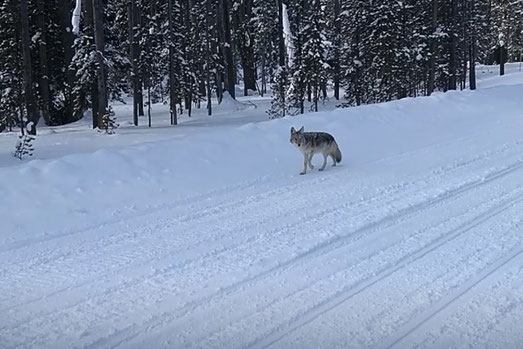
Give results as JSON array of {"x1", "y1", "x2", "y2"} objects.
[{"x1": 1, "y1": 65, "x2": 523, "y2": 348}]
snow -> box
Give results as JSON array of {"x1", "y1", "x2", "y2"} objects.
[
  {"x1": 214, "y1": 92, "x2": 256, "y2": 113},
  {"x1": 71, "y1": 0, "x2": 82, "y2": 35},
  {"x1": 1, "y1": 64, "x2": 523, "y2": 348},
  {"x1": 475, "y1": 63, "x2": 523, "y2": 88},
  {"x1": 282, "y1": 3, "x2": 294, "y2": 64}
]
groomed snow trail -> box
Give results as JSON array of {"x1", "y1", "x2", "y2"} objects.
[{"x1": 2, "y1": 82, "x2": 523, "y2": 348}]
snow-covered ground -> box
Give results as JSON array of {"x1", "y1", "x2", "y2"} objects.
[{"x1": 1, "y1": 64, "x2": 523, "y2": 348}]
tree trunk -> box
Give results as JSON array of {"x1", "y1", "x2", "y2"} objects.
[
  {"x1": 187, "y1": 94, "x2": 192, "y2": 117},
  {"x1": 182, "y1": 0, "x2": 191, "y2": 111},
  {"x1": 277, "y1": 0, "x2": 285, "y2": 69},
  {"x1": 461, "y1": 3, "x2": 468, "y2": 91},
  {"x1": 500, "y1": 47, "x2": 505, "y2": 75},
  {"x1": 296, "y1": 3, "x2": 304, "y2": 115},
  {"x1": 218, "y1": 0, "x2": 235, "y2": 99},
  {"x1": 168, "y1": 0, "x2": 177, "y2": 125},
  {"x1": 242, "y1": 52, "x2": 256, "y2": 95},
  {"x1": 148, "y1": 85, "x2": 151, "y2": 127},
  {"x1": 60, "y1": 0, "x2": 76, "y2": 123},
  {"x1": 277, "y1": 0, "x2": 286, "y2": 116},
  {"x1": 500, "y1": 2, "x2": 506, "y2": 75},
  {"x1": 92, "y1": 0, "x2": 108, "y2": 127},
  {"x1": 138, "y1": 93, "x2": 144, "y2": 116},
  {"x1": 313, "y1": 85, "x2": 318, "y2": 112},
  {"x1": 260, "y1": 52, "x2": 266, "y2": 96},
  {"x1": 129, "y1": 0, "x2": 140, "y2": 125},
  {"x1": 469, "y1": 41, "x2": 476, "y2": 89},
  {"x1": 234, "y1": 0, "x2": 255, "y2": 95},
  {"x1": 353, "y1": 26, "x2": 362, "y2": 106},
  {"x1": 37, "y1": 0, "x2": 51, "y2": 125},
  {"x1": 213, "y1": 14, "x2": 223, "y2": 103},
  {"x1": 333, "y1": 0, "x2": 340, "y2": 100},
  {"x1": 83, "y1": 0, "x2": 99, "y2": 128},
  {"x1": 137, "y1": 2, "x2": 144, "y2": 116},
  {"x1": 19, "y1": 0, "x2": 38, "y2": 135},
  {"x1": 448, "y1": 0, "x2": 458, "y2": 90},
  {"x1": 205, "y1": 0, "x2": 212, "y2": 115},
  {"x1": 427, "y1": 0, "x2": 438, "y2": 95}
]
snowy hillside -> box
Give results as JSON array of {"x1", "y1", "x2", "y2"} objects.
[{"x1": 1, "y1": 66, "x2": 523, "y2": 348}]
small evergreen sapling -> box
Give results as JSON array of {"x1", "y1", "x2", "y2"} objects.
[
  {"x1": 267, "y1": 67, "x2": 289, "y2": 119},
  {"x1": 13, "y1": 122, "x2": 35, "y2": 160},
  {"x1": 98, "y1": 106, "x2": 119, "y2": 134}
]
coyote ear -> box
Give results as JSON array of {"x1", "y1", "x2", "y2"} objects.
[
  {"x1": 291, "y1": 127, "x2": 296, "y2": 134},
  {"x1": 298, "y1": 126, "x2": 304, "y2": 133}
]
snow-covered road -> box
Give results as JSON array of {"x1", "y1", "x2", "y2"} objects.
[{"x1": 2, "y1": 75, "x2": 523, "y2": 348}]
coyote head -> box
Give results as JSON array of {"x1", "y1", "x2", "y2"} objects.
[{"x1": 290, "y1": 126, "x2": 305, "y2": 147}]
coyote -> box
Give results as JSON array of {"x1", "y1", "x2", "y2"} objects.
[{"x1": 290, "y1": 126, "x2": 342, "y2": 175}]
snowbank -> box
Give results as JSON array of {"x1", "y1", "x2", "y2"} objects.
[
  {"x1": 214, "y1": 91, "x2": 256, "y2": 114},
  {"x1": 1, "y1": 81, "x2": 523, "y2": 250}
]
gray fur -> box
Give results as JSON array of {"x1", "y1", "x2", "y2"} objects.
[{"x1": 290, "y1": 126, "x2": 342, "y2": 175}]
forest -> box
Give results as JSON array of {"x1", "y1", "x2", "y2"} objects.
[
  {"x1": 1, "y1": 0, "x2": 522, "y2": 136},
  {"x1": 3, "y1": 2, "x2": 523, "y2": 345}
]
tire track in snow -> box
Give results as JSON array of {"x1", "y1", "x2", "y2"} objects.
[
  {"x1": 0, "y1": 175, "x2": 270, "y2": 253},
  {"x1": 303, "y1": 197, "x2": 523, "y2": 349},
  {"x1": 4, "y1": 138, "x2": 519, "y2": 316},
  {"x1": 456, "y1": 265, "x2": 523, "y2": 349},
  {"x1": 0, "y1": 159, "x2": 423, "y2": 332},
  {"x1": 181, "y1": 157, "x2": 523, "y2": 318},
  {"x1": 190, "y1": 180, "x2": 522, "y2": 348},
  {"x1": 0, "y1": 157, "x2": 408, "y2": 314},
  {"x1": 3, "y1": 130, "x2": 518, "y2": 254},
  {"x1": 4, "y1": 143, "x2": 523, "y2": 346},
  {"x1": 91, "y1": 158, "x2": 523, "y2": 349},
  {"x1": 0, "y1": 151, "x2": 471, "y2": 335},
  {"x1": 378, "y1": 246, "x2": 523, "y2": 349},
  {"x1": 248, "y1": 187, "x2": 523, "y2": 349}
]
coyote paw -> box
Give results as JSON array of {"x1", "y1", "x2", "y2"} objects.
[
  {"x1": 300, "y1": 171, "x2": 306, "y2": 175},
  {"x1": 318, "y1": 168, "x2": 325, "y2": 171}
]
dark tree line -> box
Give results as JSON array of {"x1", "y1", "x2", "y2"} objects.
[{"x1": 1, "y1": 0, "x2": 523, "y2": 134}]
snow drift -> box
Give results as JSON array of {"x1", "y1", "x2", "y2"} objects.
[
  {"x1": 1, "y1": 83, "x2": 523, "y2": 250},
  {"x1": 2, "y1": 71, "x2": 523, "y2": 348}
]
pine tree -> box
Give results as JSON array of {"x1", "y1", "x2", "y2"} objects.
[
  {"x1": 98, "y1": 106, "x2": 119, "y2": 134},
  {"x1": 286, "y1": 0, "x2": 306, "y2": 115},
  {"x1": 491, "y1": 0, "x2": 523, "y2": 63},
  {"x1": 69, "y1": 31, "x2": 98, "y2": 126},
  {"x1": 231, "y1": 0, "x2": 256, "y2": 96},
  {"x1": 300, "y1": 0, "x2": 328, "y2": 112},
  {"x1": 267, "y1": 0, "x2": 288, "y2": 118},
  {"x1": 69, "y1": 0, "x2": 99, "y2": 128},
  {"x1": 139, "y1": 0, "x2": 164, "y2": 125},
  {"x1": 0, "y1": 0, "x2": 512, "y2": 134},
  {"x1": 68, "y1": 0, "x2": 129, "y2": 129},
  {"x1": 323, "y1": 0, "x2": 342, "y2": 100},
  {"x1": 0, "y1": 0, "x2": 83, "y2": 128},
  {"x1": 35, "y1": 0, "x2": 51, "y2": 125},
  {"x1": 13, "y1": 132, "x2": 35, "y2": 160},
  {"x1": 465, "y1": 0, "x2": 492, "y2": 90},
  {"x1": 20, "y1": 0, "x2": 38, "y2": 135},
  {"x1": 252, "y1": 0, "x2": 279, "y2": 96},
  {"x1": 167, "y1": 0, "x2": 180, "y2": 125},
  {"x1": 340, "y1": 0, "x2": 370, "y2": 106},
  {"x1": 267, "y1": 66, "x2": 290, "y2": 119},
  {"x1": 217, "y1": 0, "x2": 236, "y2": 100},
  {"x1": 0, "y1": 0, "x2": 24, "y2": 132},
  {"x1": 129, "y1": 0, "x2": 142, "y2": 125}
]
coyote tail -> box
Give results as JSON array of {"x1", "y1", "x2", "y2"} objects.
[{"x1": 334, "y1": 145, "x2": 342, "y2": 163}]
